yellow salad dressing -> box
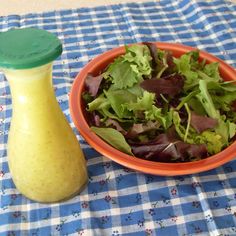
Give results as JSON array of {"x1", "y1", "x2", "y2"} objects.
[{"x1": 0, "y1": 28, "x2": 88, "y2": 202}]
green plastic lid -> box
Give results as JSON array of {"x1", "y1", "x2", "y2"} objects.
[{"x1": 0, "y1": 28, "x2": 62, "y2": 69}]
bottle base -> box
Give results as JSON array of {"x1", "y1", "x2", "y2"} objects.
[{"x1": 20, "y1": 179, "x2": 88, "y2": 203}]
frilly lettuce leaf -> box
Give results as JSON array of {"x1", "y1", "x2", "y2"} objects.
[
  {"x1": 196, "y1": 131, "x2": 224, "y2": 154},
  {"x1": 173, "y1": 52, "x2": 199, "y2": 91},
  {"x1": 104, "y1": 58, "x2": 140, "y2": 89},
  {"x1": 203, "y1": 62, "x2": 221, "y2": 82},
  {"x1": 104, "y1": 89, "x2": 136, "y2": 118},
  {"x1": 103, "y1": 45, "x2": 152, "y2": 89},
  {"x1": 123, "y1": 44, "x2": 152, "y2": 77},
  {"x1": 144, "y1": 106, "x2": 173, "y2": 130},
  {"x1": 126, "y1": 91, "x2": 155, "y2": 111},
  {"x1": 125, "y1": 91, "x2": 173, "y2": 129}
]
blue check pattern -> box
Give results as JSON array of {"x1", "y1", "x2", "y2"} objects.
[{"x1": 1, "y1": 0, "x2": 236, "y2": 235}]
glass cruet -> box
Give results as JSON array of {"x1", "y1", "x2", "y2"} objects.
[{"x1": 0, "y1": 28, "x2": 88, "y2": 202}]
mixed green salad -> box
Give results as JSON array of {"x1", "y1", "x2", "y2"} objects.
[{"x1": 82, "y1": 43, "x2": 236, "y2": 162}]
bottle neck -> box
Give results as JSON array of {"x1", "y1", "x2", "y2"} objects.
[{"x1": 5, "y1": 63, "x2": 55, "y2": 106}]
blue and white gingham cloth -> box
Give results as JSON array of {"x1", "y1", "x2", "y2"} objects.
[{"x1": 1, "y1": 0, "x2": 236, "y2": 235}]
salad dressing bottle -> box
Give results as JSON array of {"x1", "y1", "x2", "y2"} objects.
[{"x1": 0, "y1": 28, "x2": 88, "y2": 202}]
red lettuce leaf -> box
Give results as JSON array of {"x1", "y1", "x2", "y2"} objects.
[
  {"x1": 190, "y1": 112, "x2": 218, "y2": 133},
  {"x1": 142, "y1": 42, "x2": 176, "y2": 77},
  {"x1": 176, "y1": 142, "x2": 208, "y2": 160},
  {"x1": 105, "y1": 118, "x2": 127, "y2": 135},
  {"x1": 86, "y1": 111, "x2": 101, "y2": 127},
  {"x1": 163, "y1": 51, "x2": 176, "y2": 76},
  {"x1": 140, "y1": 74, "x2": 184, "y2": 97},
  {"x1": 166, "y1": 51, "x2": 175, "y2": 69},
  {"x1": 85, "y1": 74, "x2": 104, "y2": 97},
  {"x1": 130, "y1": 128, "x2": 208, "y2": 162},
  {"x1": 142, "y1": 42, "x2": 158, "y2": 70},
  {"x1": 94, "y1": 113, "x2": 101, "y2": 127},
  {"x1": 126, "y1": 121, "x2": 160, "y2": 138},
  {"x1": 231, "y1": 100, "x2": 236, "y2": 112}
]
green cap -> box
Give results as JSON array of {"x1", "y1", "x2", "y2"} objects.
[{"x1": 0, "y1": 28, "x2": 62, "y2": 69}]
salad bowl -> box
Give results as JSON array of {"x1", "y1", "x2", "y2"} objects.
[{"x1": 69, "y1": 42, "x2": 236, "y2": 176}]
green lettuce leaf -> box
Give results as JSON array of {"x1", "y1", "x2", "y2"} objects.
[
  {"x1": 227, "y1": 120, "x2": 236, "y2": 139},
  {"x1": 144, "y1": 106, "x2": 173, "y2": 130},
  {"x1": 87, "y1": 94, "x2": 110, "y2": 112},
  {"x1": 196, "y1": 80, "x2": 228, "y2": 142},
  {"x1": 123, "y1": 44, "x2": 152, "y2": 77},
  {"x1": 104, "y1": 44, "x2": 152, "y2": 89},
  {"x1": 206, "y1": 80, "x2": 236, "y2": 92},
  {"x1": 126, "y1": 91, "x2": 155, "y2": 111},
  {"x1": 104, "y1": 89, "x2": 136, "y2": 118},
  {"x1": 195, "y1": 79, "x2": 236, "y2": 144},
  {"x1": 220, "y1": 81, "x2": 236, "y2": 92},
  {"x1": 187, "y1": 97, "x2": 207, "y2": 116},
  {"x1": 127, "y1": 83, "x2": 144, "y2": 97},
  {"x1": 104, "y1": 58, "x2": 140, "y2": 89},
  {"x1": 100, "y1": 108, "x2": 128, "y2": 123},
  {"x1": 91, "y1": 126, "x2": 133, "y2": 155},
  {"x1": 155, "y1": 49, "x2": 169, "y2": 78},
  {"x1": 174, "y1": 52, "x2": 199, "y2": 90},
  {"x1": 196, "y1": 79, "x2": 219, "y2": 119},
  {"x1": 211, "y1": 92, "x2": 236, "y2": 112},
  {"x1": 87, "y1": 93, "x2": 129, "y2": 123},
  {"x1": 203, "y1": 62, "x2": 221, "y2": 82},
  {"x1": 125, "y1": 90, "x2": 173, "y2": 129},
  {"x1": 196, "y1": 131, "x2": 224, "y2": 154},
  {"x1": 173, "y1": 111, "x2": 224, "y2": 154},
  {"x1": 196, "y1": 62, "x2": 222, "y2": 83}
]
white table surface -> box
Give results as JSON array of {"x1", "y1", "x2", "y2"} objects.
[{"x1": 0, "y1": 0, "x2": 154, "y2": 16}]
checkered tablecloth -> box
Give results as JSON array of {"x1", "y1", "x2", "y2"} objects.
[{"x1": 0, "y1": 0, "x2": 236, "y2": 235}]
